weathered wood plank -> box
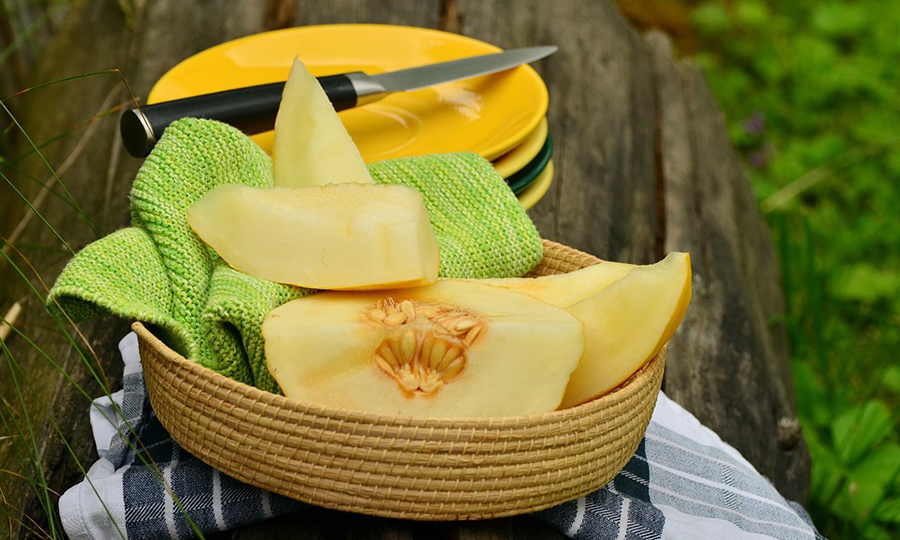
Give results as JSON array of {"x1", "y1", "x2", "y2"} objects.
[
  {"x1": 292, "y1": 0, "x2": 439, "y2": 28},
  {"x1": 645, "y1": 31, "x2": 809, "y2": 501},
  {"x1": 458, "y1": 0, "x2": 660, "y2": 264}
]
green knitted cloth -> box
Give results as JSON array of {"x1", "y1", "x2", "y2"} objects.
[{"x1": 48, "y1": 118, "x2": 543, "y2": 393}]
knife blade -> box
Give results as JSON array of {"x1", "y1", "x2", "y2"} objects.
[{"x1": 120, "y1": 45, "x2": 557, "y2": 158}]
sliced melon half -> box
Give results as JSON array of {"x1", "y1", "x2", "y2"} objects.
[
  {"x1": 558, "y1": 252, "x2": 691, "y2": 408},
  {"x1": 263, "y1": 280, "x2": 584, "y2": 417},
  {"x1": 188, "y1": 183, "x2": 440, "y2": 290},
  {"x1": 273, "y1": 58, "x2": 375, "y2": 187}
]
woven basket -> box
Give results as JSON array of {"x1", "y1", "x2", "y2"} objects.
[{"x1": 134, "y1": 240, "x2": 665, "y2": 521}]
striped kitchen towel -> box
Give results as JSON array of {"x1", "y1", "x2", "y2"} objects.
[{"x1": 58, "y1": 333, "x2": 826, "y2": 540}]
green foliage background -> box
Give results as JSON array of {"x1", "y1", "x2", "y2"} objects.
[{"x1": 688, "y1": 1, "x2": 900, "y2": 538}]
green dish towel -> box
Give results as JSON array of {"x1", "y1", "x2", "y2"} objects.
[{"x1": 48, "y1": 118, "x2": 543, "y2": 393}]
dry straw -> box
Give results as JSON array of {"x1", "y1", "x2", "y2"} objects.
[{"x1": 134, "y1": 241, "x2": 666, "y2": 520}]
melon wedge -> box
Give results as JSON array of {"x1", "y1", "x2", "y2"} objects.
[
  {"x1": 479, "y1": 259, "x2": 637, "y2": 308},
  {"x1": 558, "y1": 252, "x2": 691, "y2": 408},
  {"x1": 188, "y1": 183, "x2": 440, "y2": 290},
  {"x1": 273, "y1": 58, "x2": 375, "y2": 187},
  {"x1": 263, "y1": 280, "x2": 584, "y2": 417}
]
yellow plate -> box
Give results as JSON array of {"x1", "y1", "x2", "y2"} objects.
[
  {"x1": 148, "y1": 24, "x2": 549, "y2": 162},
  {"x1": 493, "y1": 118, "x2": 548, "y2": 178},
  {"x1": 518, "y1": 159, "x2": 554, "y2": 210}
]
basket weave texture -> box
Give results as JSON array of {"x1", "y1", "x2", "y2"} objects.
[{"x1": 135, "y1": 240, "x2": 665, "y2": 520}]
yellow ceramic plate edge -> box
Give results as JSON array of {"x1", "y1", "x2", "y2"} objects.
[
  {"x1": 147, "y1": 24, "x2": 548, "y2": 162},
  {"x1": 518, "y1": 159, "x2": 554, "y2": 210},
  {"x1": 493, "y1": 118, "x2": 548, "y2": 178}
]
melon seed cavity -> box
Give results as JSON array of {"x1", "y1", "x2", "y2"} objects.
[{"x1": 364, "y1": 299, "x2": 486, "y2": 395}]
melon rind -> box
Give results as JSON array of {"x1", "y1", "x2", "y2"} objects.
[{"x1": 558, "y1": 252, "x2": 691, "y2": 408}]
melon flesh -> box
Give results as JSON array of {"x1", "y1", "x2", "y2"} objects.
[
  {"x1": 273, "y1": 58, "x2": 375, "y2": 187},
  {"x1": 188, "y1": 183, "x2": 440, "y2": 290},
  {"x1": 263, "y1": 280, "x2": 584, "y2": 417},
  {"x1": 479, "y1": 259, "x2": 636, "y2": 308},
  {"x1": 558, "y1": 252, "x2": 691, "y2": 408}
]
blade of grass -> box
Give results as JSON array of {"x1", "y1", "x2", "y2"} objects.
[
  {"x1": 0, "y1": 239, "x2": 110, "y2": 393},
  {"x1": 760, "y1": 147, "x2": 886, "y2": 214},
  {"x1": 0, "y1": 272, "x2": 136, "y2": 540},
  {"x1": 0, "y1": 163, "x2": 73, "y2": 211},
  {"x1": 1, "y1": 31, "x2": 210, "y2": 539},
  {"x1": 0, "y1": 478, "x2": 15, "y2": 538},
  {"x1": 0, "y1": 324, "x2": 206, "y2": 540},
  {"x1": 0, "y1": 340, "x2": 128, "y2": 539},
  {"x1": 0, "y1": 343, "x2": 60, "y2": 539},
  {"x1": 0, "y1": 4, "x2": 56, "y2": 69},
  {"x1": 0, "y1": 490, "x2": 55, "y2": 540},
  {"x1": 2, "y1": 241, "x2": 208, "y2": 539},
  {"x1": 2, "y1": 70, "x2": 127, "y2": 102},
  {"x1": 1, "y1": 98, "x2": 98, "y2": 238},
  {"x1": 1, "y1": 83, "x2": 121, "y2": 259},
  {"x1": 1, "y1": 170, "x2": 76, "y2": 257},
  {"x1": 803, "y1": 216, "x2": 825, "y2": 375},
  {"x1": 0, "y1": 302, "x2": 22, "y2": 343},
  {"x1": 2, "y1": 88, "x2": 130, "y2": 169}
]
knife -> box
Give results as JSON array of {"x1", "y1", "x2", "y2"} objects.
[{"x1": 120, "y1": 45, "x2": 557, "y2": 157}]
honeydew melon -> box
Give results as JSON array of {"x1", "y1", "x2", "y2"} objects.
[
  {"x1": 263, "y1": 280, "x2": 584, "y2": 417},
  {"x1": 188, "y1": 183, "x2": 440, "y2": 290},
  {"x1": 273, "y1": 58, "x2": 375, "y2": 187},
  {"x1": 556, "y1": 252, "x2": 691, "y2": 407}
]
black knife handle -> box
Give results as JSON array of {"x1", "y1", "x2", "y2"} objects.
[{"x1": 120, "y1": 73, "x2": 359, "y2": 158}]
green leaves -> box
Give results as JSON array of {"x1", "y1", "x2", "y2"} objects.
[
  {"x1": 832, "y1": 264, "x2": 900, "y2": 304},
  {"x1": 687, "y1": 1, "x2": 900, "y2": 538},
  {"x1": 831, "y1": 402, "x2": 894, "y2": 465},
  {"x1": 812, "y1": 2, "x2": 867, "y2": 37},
  {"x1": 691, "y1": 3, "x2": 731, "y2": 35}
]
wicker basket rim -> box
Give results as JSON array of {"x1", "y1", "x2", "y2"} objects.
[{"x1": 132, "y1": 321, "x2": 665, "y2": 428}]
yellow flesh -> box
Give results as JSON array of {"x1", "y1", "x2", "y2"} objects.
[
  {"x1": 263, "y1": 280, "x2": 584, "y2": 417},
  {"x1": 558, "y1": 252, "x2": 691, "y2": 408},
  {"x1": 188, "y1": 183, "x2": 440, "y2": 290},
  {"x1": 478, "y1": 259, "x2": 637, "y2": 308},
  {"x1": 273, "y1": 58, "x2": 375, "y2": 187}
]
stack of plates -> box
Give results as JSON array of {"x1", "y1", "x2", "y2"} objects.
[{"x1": 149, "y1": 24, "x2": 555, "y2": 209}]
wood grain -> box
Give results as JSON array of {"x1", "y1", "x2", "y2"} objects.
[
  {"x1": 645, "y1": 31, "x2": 809, "y2": 500},
  {"x1": 458, "y1": 0, "x2": 660, "y2": 264},
  {"x1": 0, "y1": 1, "x2": 808, "y2": 538}
]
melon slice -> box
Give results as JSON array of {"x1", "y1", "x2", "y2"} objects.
[
  {"x1": 273, "y1": 58, "x2": 375, "y2": 187},
  {"x1": 558, "y1": 252, "x2": 691, "y2": 408},
  {"x1": 188, "y1": 183, "x2": 440, "y2": 290},
  {"x1": 263, "y1": 280, "x2": 584, "y2": 417},
  {"x1": 479, "y1": 259, "x2": 637, "y2": 308}
]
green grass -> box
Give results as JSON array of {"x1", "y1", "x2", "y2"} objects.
[
  {"x1": 689, "y1": 1, "x2": 900, "y2": 538},
  {"x1": 1, "y1": 3, "x2": 208, "y2": 535},
  {"x1": 1, "y1": 95, "x2": 207, "y2": 539}
]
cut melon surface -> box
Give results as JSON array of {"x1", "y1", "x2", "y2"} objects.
[
  {"x1": 479, "y1": 259, "x2": 637, "y2": 308},
  {"x1": 558, "y1": 252, "x2": 691, "y2": 408},
  {"x1": 273, "y1": 58, "x2": 375, "y2": 187},
  {"x1": 188, "y1": 183, "x2": 440, "y2": 290},
  {"x1": 263, "y1": 280, "x2": 584, "y2": 418}
]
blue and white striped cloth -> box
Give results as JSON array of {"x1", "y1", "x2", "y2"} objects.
[{"x1": 59, "y1": 334, "x2": 825, "y2": 540}]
